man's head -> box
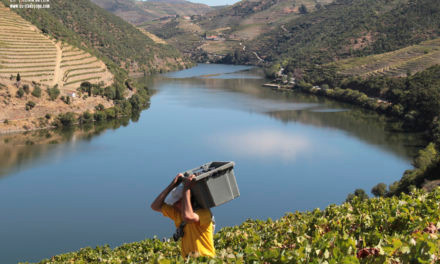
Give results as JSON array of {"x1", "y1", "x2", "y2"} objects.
[{"x1": 165, "y1": 184, "x2": 184, "y2": 209}]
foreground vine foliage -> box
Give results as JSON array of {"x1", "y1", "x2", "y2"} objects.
[{"x1": 33, "y1": 189, "x2": 440, "y2": 264}]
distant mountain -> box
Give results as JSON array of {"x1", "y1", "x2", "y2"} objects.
[
  {"x1": 250, "y1": 0, "x2": 440, "y2": 69},
  {"x1": 143, "y1": 0, "x2": 333, "y2": 61},
  {"x1": 91, "y1": 0, "x2": 213, "y2": 25}
]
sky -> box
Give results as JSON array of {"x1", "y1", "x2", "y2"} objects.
[{"x1": 188, "y1": 0, "x2": 239, "y2": 6}]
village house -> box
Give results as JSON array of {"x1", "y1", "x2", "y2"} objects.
[{"x1": 205, "y1": 35, "x2": 220, "y2": 41}]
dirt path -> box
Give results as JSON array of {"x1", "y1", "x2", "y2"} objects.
[
  {"x1": 52, "y1": 41, "x2": 63, "y2": 88},
  {"x1": 253, "y1": 51, "x2": 264, "y2": 62}
]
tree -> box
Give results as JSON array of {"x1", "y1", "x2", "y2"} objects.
[
  {"x1": 16, "y1": 87, "x2": 24, "y2": 98},
  {"x1": 57, "y1": 112, "x2": 76, "y2": 127},
  {"x1": 47, "y1": 85, "x2": 60, "y2": 100},
  {"x1": 80, "y1": 82, "x2": 92, "y2": 96},
  {"x1": 346, "y1": 188, "x2": 369, "y2": 202},
  {"x1": 32, "y1": 86, "x2": 42, "y2": 98},
  {"x1": 25, "y1": 101, "x2": 36, "y2": 111},
  {"x1": 16, "y1": 73, "x2": 21, "y2": 82},
  {"x1": 299, "y1": 4, "x2": 308, "y2": 14},
  {"x1": 23, "y1": 84, "x2": 30, "y2": 94},
  {"x1": 371, "y1": 183, "x2": 387, "y2": 197}
]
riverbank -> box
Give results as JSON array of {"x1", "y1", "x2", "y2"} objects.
[
  {"x1": 0, "y1": 79, "x2": 114, "y2": 134},
  {"x1": 264, "y1": 65, "x2": 440, "y2": 197},
  {"x1": 33, "y1": 188, "x2": 440, "y2": 263}
]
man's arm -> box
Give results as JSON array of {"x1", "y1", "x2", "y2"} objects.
[
  {"x1": 182, "y1": 175, "x2": 200, "y2": 223},
  {"x1": 150, "y1": 174, "x2": 183, "y2": 212}
]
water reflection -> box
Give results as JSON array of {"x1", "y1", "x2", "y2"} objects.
[
  {"x1": 146, "y1": 67, "x2": 425, "y2": 161},
  {"x1": 210, "y1": 129, "x2": 311, "y2": 161},
  {"x1": 0, "y1": 118, "x2": 132, "y2": 179}
]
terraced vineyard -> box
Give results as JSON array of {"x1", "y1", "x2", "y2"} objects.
[
  {"x1": 60, "y1": 44, "x2": 112, "y2": 91},
  {"x1": 0, "y1": 3, "x2": 113, "y2": 93},
  {"x1": 330, "y1": 38, "x2": 440, "y2": 77}
]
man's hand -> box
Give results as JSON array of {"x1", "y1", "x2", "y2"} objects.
[
  {"x1": 150, "y1": 173, "x2": 183, "y2": 212},
  {"x1": 183, "y1": 174, "x2": 196, "y2": 190},
  {"x1": 172, "y1": 173, "x2": 184, "y2": 186}
]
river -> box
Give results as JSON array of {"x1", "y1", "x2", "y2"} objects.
[{"x1": 0, "y1": 64, "x2": 425, "y2": 263}]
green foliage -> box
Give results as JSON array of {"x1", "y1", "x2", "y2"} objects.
[
  {"x1": 16, "y1": 72, "x2": 21, "y2": 82},
  {"x1": 254, "y1": 0, "x2": 440, "y2": 68},
  {"x1": 414, "y1": 143, "x2": 438, "y2": 170},
  {"x1": 299, "y1": 4, "x2": 308, "y2": 14},
  {"x1": 31, "y1": 85, "x2": 41, "y2": 98},
  {"x1": 80, "y1": 111, "x2": 93, "y2": 123},
  {"x1": 346, "y1": 188, "x2": 369, "y2": 202},
  {"x1": 23, "y1": 84, "x2": 30, "y2": 94},
  {"x1": 47, "y1": 85, "x2": 60, "y2": 101},
  {"x1": 25, "y1": 101, "x2": 36, "y2": 111},
  {"x1": 95, "y1": 104, "x2": 105, "y2": 111},
  {"x1": 371, "y1": 183, "x2": 387, "y2": 197},
  {"x1": 301, "y1": 65, "x2": 440, "y2": 129},
  {"x1": 34, "y1": 188, "x2": 440, "y2": 263},
  {"x1": 93, "y1": 111, "x2": 106, "y2": 122},
  {"x1": 57, "y1": 112, "x2": 76, "y2": 127},
  {"x1": 387, "y1": 143, "x2": 440, "y2": 196},
  {"x1": 16, "y1": 87, "x2": 24, "y2": 98}
]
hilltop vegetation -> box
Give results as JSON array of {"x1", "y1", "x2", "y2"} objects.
[
  {"x1": 34, "y1": 188, "x2": 440, "y2": 263},
  {"x1": 253, "y1": 0, "x2": 440, "y2": 68}
]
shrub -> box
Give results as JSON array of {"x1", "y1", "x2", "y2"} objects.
[
  {"x1": 95, "y1": 104, "x2": 105, "y2": 111},
  {"x1": 61, "y1": 96, "x2": 71, "y2": 105},
  {"x1": 299, "y1": 4, "x2": 308, "y2": 14},
  {"x1": 25, "y1": 101, "x2": 36, "y2": 111},
  {"x1": 80, "y1": 81, "x2": 92, "y2": 96},
  {"x1": 32, "y1": 86, "x2": 42, "y2": 98},
  {"x1": 57, "y1": 112, "x2": 76, "y2": 127},
  {"x1": 23, "y1": 84, "x2": 30, "y2": 94},
  {"x1": 371, "y1": 183, "x2": 387, "y2": 197},
  {"x1": 47, "y1": 85, "x2": 60, "y2": 100},
  {"x1": 104, "y1": 108, "x2": 116, "y2": 119},
  {"x1": 104, "y1": 86, "x2": 116, "y2": 100},
  {"x1": 16, "y1": 88, "x2": 24, "y2": 98},
  {"x1": 81, "y1": 111, "x2": 93, "y2": 123},
  {"x1": 94, "y1": 111, "x2": 107, "y2": 121},
  {"x1": 346, "y1": 188, "x2": 369, "y2": 202}
]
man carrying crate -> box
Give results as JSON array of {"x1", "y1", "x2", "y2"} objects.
[{"x1": 151, "y1": 173, "x2": 216, "y2": 258}]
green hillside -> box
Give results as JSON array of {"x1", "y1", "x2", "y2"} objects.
[
  {"x1": 0, "y1": 0, "x2": 189, "y2": 75},
  {"x1": 252, "y1": 0, "x2": 440, "y2": 68},
  {"x1": 144, "y1": 0, "x2": 333, "y2": 61},
  {"x1": 328, "y1": 38, "x2": 440, "y2": 77},
  {"x1": 33, "y1": 188, "x2": 440, "y2": 263}
]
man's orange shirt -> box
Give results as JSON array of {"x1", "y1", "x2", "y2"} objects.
[{"x1": 162, "y1": 204, "x2": 216, "y2": 257}]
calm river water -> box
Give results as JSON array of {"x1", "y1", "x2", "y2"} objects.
[{"x1": 0, "y1": 64, "x2": 424, "y2": 263}]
